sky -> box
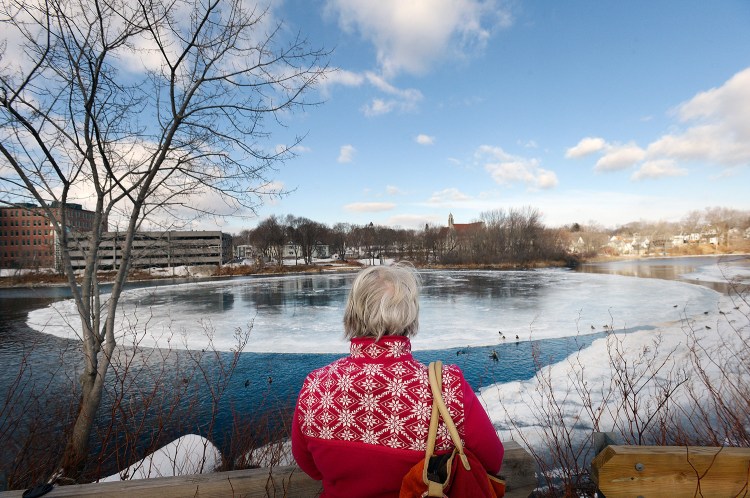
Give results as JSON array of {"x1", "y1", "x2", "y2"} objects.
[
  {"x1": 213, "y1": 0, "x2": 749, "y2": 234},
  {"x1": 4, "y1": 1, "x2": 749, "y2": 233}
]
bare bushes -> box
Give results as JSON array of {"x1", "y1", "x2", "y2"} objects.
[
  {"x1": 0, "y1": 343, "x2": 79, "y2": 489},
  {"x1": 0, "y1": 319, "x2": 258, "y2": 489},
  {"x1": 494, "y1": 279, "x2": 749, "y2": 496}
]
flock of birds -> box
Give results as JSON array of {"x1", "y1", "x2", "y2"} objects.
[{"x1": 463, "y1": 303, "x2": 741, "y2": 364}]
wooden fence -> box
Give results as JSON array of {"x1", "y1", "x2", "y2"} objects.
[
  {"x1": 0, "y1": 440, "x2": 536, "y2": 498},
  {"x1": 592, "y1": 444, "x2": 750, "y2": 497}
]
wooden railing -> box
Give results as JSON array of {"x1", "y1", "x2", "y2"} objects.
[
  {"x1": 592, "y1": 444, "x2": 750, "y2": 497},
  {"x1": 0, "y1": 440, "x2": 536, "y2": 498}
]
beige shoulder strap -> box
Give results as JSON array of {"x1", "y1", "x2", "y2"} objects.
[{"x1": 427, "y1": 361, "x2": 471, "y2": 471}]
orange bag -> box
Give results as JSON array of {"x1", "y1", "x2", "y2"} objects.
[{"x1": 400, "y1": 361, "x2": 505, "y2": 498}]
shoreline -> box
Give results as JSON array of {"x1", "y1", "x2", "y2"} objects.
[{"x1": 2, "y1": 252, "x2": 748, "y2": 291}]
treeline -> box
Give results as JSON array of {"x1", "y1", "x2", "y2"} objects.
[
  {"x1": 565, "y1": 206, "x2": 750, "y2": 257},
  {"x1": 233, "y1": 208, "x2": 571, "y2": 267}
]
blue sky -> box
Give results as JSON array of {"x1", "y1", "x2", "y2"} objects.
[{"x1": 226, "y1": 0, "x2": 749, "y2": 233}]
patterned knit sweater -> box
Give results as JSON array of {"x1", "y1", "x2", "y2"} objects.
[{"x1": 292, "y1": 336, "x2": 504, "y2": 497}]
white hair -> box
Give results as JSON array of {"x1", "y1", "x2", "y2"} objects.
[{"x1": 343, "y1": 262, "x2": 421, "y2": 341}]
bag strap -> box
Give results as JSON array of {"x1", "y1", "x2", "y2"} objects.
[
  {"x1": 422, "y1": 362, "x2": 443, "y2": 495},
  {"x1": 428, "y1": 361, "x2": 471, "y2": 471}
]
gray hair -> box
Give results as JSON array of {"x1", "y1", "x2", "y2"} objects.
[{"x1": 343, "y1": 262, "x2": 421, "y2": 341}]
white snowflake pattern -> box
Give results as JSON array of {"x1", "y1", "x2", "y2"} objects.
[
  {"x1": 385, "y1": 434, "x2": 403, "y2": 448},
  {"x1": 390, "y1": 363, "x2": 408, "y2": 376},
  {"x1": 414, "y1": 386, "x2": 431, "y2": 399},
  {"x1": 384, "y1": 414, "x2": 405, "y2": 435},
  {"x1": 385, "y1": 398, "x2": 404, "y2": 414},
  {"x1": 442, "y1": 386, "x2": 459, "y2": 406},
  {"x1": 364, "y1": 343, "x2": 383, "y2": 358},
  {"x1": 360, "y1": 376, "x2": 379, "y2": 392},
  {"x1": 321, "y1": 411, "x2": 334, "y2": 425},
  {"x1": 303, "y1": 394, "x2": 319, "y2": 410},
  {"x1": 337, "y1": 374, "x2": 354, "y2": 391},
  {"x1": 361, "y1": 363, "x2": 383, "y2": 376},
  {"x1": 412, "y1": 401, "x2": 431, "y2": 420},
  {"x1": 303, "y1": 410, "x2": 316, "y2": 427},
  {"x1": 361, "y1": 393, "x2": 380, "y2": 411},
  {"x1": 320, "y1": 391, "x2": 336, "y2": 409},
  {"x1": 387, "y1": 340, "x2": 407, "y2": 357},
  {"x1": 297, "y1": 338, "x2": 469, "y2": 453},
  {"x1": 338, "y1": 429, "x2": 354, "y2": 441},
  {"x1": 406, "y1": 434, "x2": 427, "y2": 451},
  {"x1": 350, "y1": 343, "x2": 364, "y2": 357},
  {"x1": 319, "y1": 426, "x2": 334, "y2": 439},
  {"x1": 386, "y1": 377, "x2": 408, "y2": 397},
  {"x1": 412, "y1": 421, "x2": 429, "y2": 438},
  {"x1": 362, "y1": 429, "x2": 379, "y2": 445},
  {"x1": 362, "y1": 412, "x2": 380, "y2": 427},
  {"x1": 307, "y1": 376, "x2": 321, "y2": 392},
  {"x1": 338, "y1": 409, "x2": 355, "y2": 427},
  {"x1": 338, "y1": 394, "x2": 353, "y2": 408}
]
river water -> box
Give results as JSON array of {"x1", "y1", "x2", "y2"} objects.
[{"x1": 0, "y1": 255, "x2": 748, "y2": 474}]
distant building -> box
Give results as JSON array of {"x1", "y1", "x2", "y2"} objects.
[
  {"x1": 441, "y1": 213, "x2": 484, "y2": 250},
  {"x1": 282, "y1": 243, "x2": 330, "y2": 260},
  {"x1": 0, "y1": 202, "x2": 103, "y2": 270},
  {"x1": 234, "y1": 244, "x2": 257, "y2": 260},
  {"x1": 66, "y1": 230, "x2": 232, "y2": 270}
]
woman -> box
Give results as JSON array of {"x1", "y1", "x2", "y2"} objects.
[{"x1": 292, "y1": 263, "x2": 504, "y2": 497}]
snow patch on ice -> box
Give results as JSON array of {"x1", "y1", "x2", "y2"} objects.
[{"x1": 100, "y1": 434, "x2": 221, "y2": 481}]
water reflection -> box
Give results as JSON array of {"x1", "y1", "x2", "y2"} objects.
[{"x1": 576, "y1": 255, "x2": 750, "y2": 293}]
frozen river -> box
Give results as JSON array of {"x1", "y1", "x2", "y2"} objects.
[{"x1": 24, "y1": 260, "x2": 741, "y2": 354}]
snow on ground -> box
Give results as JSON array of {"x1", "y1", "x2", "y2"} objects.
[
  {"x1": 0, "y1": 267, "x2": 56, "y2": 277},
  {"x1": 100, "y1": 434, "x2": 221, "y2": 481},
  {"x1": 142, "y1": 265, "x2": 218, "y2": 278},
  {"x1": 480, "y1": 289, "x2": 750, "y2": 450}
]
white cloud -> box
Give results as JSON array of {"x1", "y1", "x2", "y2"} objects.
[
  {"x1": 319, "y1": 68, "x2": 367, "y2": 91},
  {"x1": 475, "y1": 144, "x2": 513, "y2": 161},
  {"x1": 476, "y1": 145, "x2": 558, "y2": 190},
  {"x1": 362, "y1": 99, "x2": 397, "y2": 117},
  {"x1": 565, "y1": 137, "x2": 607, "y2": 158},
  {"x1": 386, "y1": 185, "x2": 405, "y2": 195},
  {"x1": 338, "y1": 145, "x2": 356, "y2": 163},
  {"x1": 275, "y1": 144, "x2": 311, "y2": 155},
  {"x1": 570, "y1": 67, "x2": 750, "y2": 179},
  {"x1": 594, "y1": 143, "x2": 646, "y2": 172},
  {"x1": 358, "y1": 72, "x2": 424, "y2": 116},
  {"x1": 344, "y1": 202, "x2": 396, "y2": 212},
  {"x1": 631, "y1": 160, "x2": 688, "y2": 181},
  {"x1": 645, "y1": 67, "x2": 750, "y2": 166},
  {"x1": 415, "y1": 134, "x2": 435, "y2": 145},
  {"x1": 256, "y1": 181, "x2": 286, "y2": 196},
  {"x1": 427, "y1": 188, "x2": 472, "y2": 204},
  {"x1": 324, "y1": 0, "x2": 512, "y2": 77}
]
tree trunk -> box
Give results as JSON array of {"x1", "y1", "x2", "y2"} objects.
[{"x1": 60, "y1": 366, "x2": 107, "y2": 480}]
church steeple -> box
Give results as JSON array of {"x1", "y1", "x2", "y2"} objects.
[{"x1": 448, "y1": 213, "x2": 454, "y2": 229}]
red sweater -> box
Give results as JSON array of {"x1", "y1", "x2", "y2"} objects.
[{"x1": 292, "y1": 336, "x2": 504, "y2": 497}]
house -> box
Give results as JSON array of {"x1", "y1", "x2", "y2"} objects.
[{"x1": 440, "y1": 213, "x2": 484, "y2": 250}]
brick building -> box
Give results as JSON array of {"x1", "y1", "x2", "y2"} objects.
[{"x1": 0, "y1": 202, "x2": 101, "y2": 270}]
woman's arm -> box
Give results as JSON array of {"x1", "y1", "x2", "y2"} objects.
[
  {"x1": 291, "y1": 396, "x2": 323, "y2": 479},
  {"x1": 460, "y1": 379, "x2": 504, "y2": 474}
]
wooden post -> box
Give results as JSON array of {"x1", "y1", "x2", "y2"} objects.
[
  {"x1": 592, "y1": 445, "x2": 750, "y2": 497},
  {"x1": 501, "y1": 440, "x2": 538, "y2": 498}
]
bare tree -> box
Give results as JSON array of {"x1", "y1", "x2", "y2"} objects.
[{"x1": 0, "y1": 0, "x2": 328, "y2": 480}]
